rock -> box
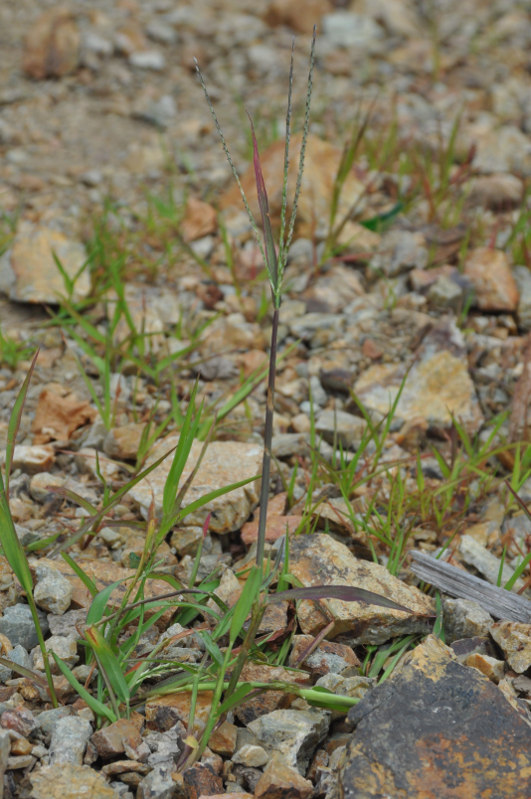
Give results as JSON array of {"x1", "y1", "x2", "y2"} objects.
[
  {"x1": 0, "y1": 643, "x2": 31, "y2": 682},
  {"x1": 11, "y1": 445, "x2": 54, "y2": 474},
  {"x1": 464, "y1": 247, "x2": 519, "y2": 311},
  {"x1": 472, "y1": 124, "x2": 531, "y2": 176},
  {"x1": 208, "y1": 720, "x2": 238, "y2": 758},
  {"x1": 129, "y1": 437, "x2": 262, "y2": 534},
  {"x1": 288, "y1": 533, "x2": 434, "y2": 643},
  {"x1": 0, "y1": 222, "x2": 89, "y2": 304},
  {"x1": 30, "y1": 763, "x2": 116, "y2": 799},
  {"x1": 321, "y1": 11, "x2": 383, "y2": 51},
  {"x1": 32, "y1": 634, "x2": 78, "y2": 671},
  {"x1": 490, "y1": 621, "x2": 531, "y2": 673},
  {"x1": 0, "y1": 603, "x2": 49, "y2": 650},
  {"x1": 442, "y1": 597, "x2": 493, "y2": 643},
  {"x1": 368, "y1": 230, "x2": 428, "y2": 278},
  {"x1": 468, "y1": 174, "x2": 523, "y2": 210},
  {"x1": 464, "y1": 652, "x2": 505, "y2": 682},
  {"x1": 23, "y1": 7, "x2": 80, "y2": 79},
  {"x1": 181, "y1": 762, "x2": 223, "y2": 799},
  {"x1": 248, "y1": 708, "x2": 329, "y2": 774},
  {"x1": 220, "y1": 134, "x2": 365, "y2": 240},
  {"x1": 103, "y1": 423, "x2": 147, "y2": 461},
  {"x1": 76, "y1": 447, "x2": 122, "y2": 482},
  {"x1": 354, "y1": 318, "x2": 484, "y2": 435},
  {"x1": 339, "y1": 635, "x2": 531, "y2": 798},
  {"x1": 145, "y1": 691, "x2": 213, "y2": 735},
  {"x1": 514, "y1": 265, "x2": 531, "y2": 331},
  {"x1": 34, "y1": 557, "x2": 174, "y2": 621},
  {"x1": 49, "y1": 715, "x2": 93, "y2": 765},
  {"x1": 288, "y1": 312, "x2": 345, "y2": 344},
  {"x1": 314, "y1": 409, "x2": 367, "y2": 449},
  {"x1": 427, "y1": 274, "x2": 465, "y2": 311},
  {"x1": 129, "y1": 50, "x2": 166, "y2": 71},
  {"x1": 34, "y1": 707, "x2": 73, "y2": 737},
  {"x1": 263, "y1": 0, "x2": 332, "y2": 34},
  {"x1": 459, "y1": 534, "x2": 527, "y2": 592},
  {"x1": 254, "y1": 755, "x2": 313, "y2": 799},
  {"x1": 181, "y1": 198, "x2": 218, "y2": 242},
  {"x1": 1, "y1": 706, "x2": 36, "y2": 737},
  {"x1": 91, "y1": 717, "x2": 144, "y2": 760},
  {"x1": 233, "y1": 743, "x2": 269, "y2": 767},
  {"x1": 33, "y1": 563, "x2": 73, "y2": 615},
  {"x1": 289, "y1": 635, "x2": 360, "y2": 677}
]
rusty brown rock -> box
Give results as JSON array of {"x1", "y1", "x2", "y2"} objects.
[
  {"x1": 181, "y1": 762, "x2": 223, "y2": 799},
  {"x1": 464, "y1": 247, "x2": 519, "y2": 311},
  {"x1": 263, "y1": 0, "x2": 332, "y2": 34},
  {"x1": 208, "y1": 720, "x2": 238, "y2": 757},
  {"x1": 254, "y1": 755, "x2": 313, "y2": 799},
  {"x1": 90, "y1": 715, "x2": 144, "y2": 759},
  {"x1": 339, "y1": 635, "x2": 531, "y2": 799},
  {"x1": 145, "y1": 691, "x2": 213, "y2": 734},
  {"x1": 23, "y1": 7, "x2": 80, "y2": 79},
  {"x1": 288, "y1": 533, "x2": 434, "y2": 643}
]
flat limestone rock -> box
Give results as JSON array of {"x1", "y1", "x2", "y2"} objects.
[
  {"x1": 0, "y1": 222, "x2": 89, "y2": 304},
  {"x1": 354, "y1": 318, "x2": 483, "y2": 435},
  {"x1": 339, "y1": 635, "x2": 531, "y2": 799},
  {"x1": 129, "y1": 437, "x2": 262, "y2": 533},
  {"x1": 288, "y1": 533, "x2": 434, "y2": 643}
]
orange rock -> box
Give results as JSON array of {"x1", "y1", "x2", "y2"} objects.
[
  {"x1": 181, "y1": 197, "x2": 218, "y2": 242},
  {"x1": 263, "y1": 0, "x2": 332, "y2": 34},
  {"x1": 464, "y1": 247, "x2": 519, "y2": 311},
  {"x1": 23, "y1": 7, "x2": 80, "y2": 79},
  {"x1": 254, "y1": 755, "x2": 313, "y2": 799}
]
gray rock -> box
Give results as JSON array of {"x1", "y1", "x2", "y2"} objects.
[
  {"x1": 288, "y1": 313, "x2": 345, "y2": 343},
  {"x1": 368, "y1": 230, "x2": 428, "y2": 278},
  {"x1": 0, "y1": 643, "x2": 31, "y2": 682},
  {"x1": 0, "y1": 603, "x2": 49, "y2": 650},
  {"x1": 442, "y1": 597, "x2": 493, "y2": 643},
  {"x1": 33, "y1": 563, "x2": 73, "y2": 615},
  {"x1": 32, "y1": 634, "x2": 78, "y2": 670},
  {"x1": 136, "y1": 761, "x2": 178, "y2": 799},
  {"x1": 35, "y1": 707, "x2": 74, "y2": 738},
  {"x1": 49, "y1": 716, "x2": 93, "y2": 765},
  {"x1": 322, "y1": 12, "x2": 383, "y2": 51},
  {"x1": 248, "y1": 708, "x2": 330, "y2": 774},
  {"x1": 129, "y1": 50, "x2": 166, "y2": 71},
  {"x1": 315, "y1": 409, "x2": 367, "y2": 450},
  {"x1": 232, "y1": 743, "x2": 269, "y2": 767},
  {"x1": 427, "y1": 274, "x2": 464, "y2": 311},
  {"x1": 459, "y1": 534, "x2": 527, "y2": 592},
  {"x1": 514, "y1": 265, "x2": 531, "y2": 332}
]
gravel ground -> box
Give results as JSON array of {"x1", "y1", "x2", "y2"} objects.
[{"x1": 0, "y1": 1, "x2": 530, "y2": 798}]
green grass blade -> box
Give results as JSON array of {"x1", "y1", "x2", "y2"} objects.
[{"x1": 52, "y1": 653, "x2": 116, "y2": 722}]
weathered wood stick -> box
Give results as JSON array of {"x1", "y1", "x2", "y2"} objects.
[{"x1": 409, "y1": 550, "x2": 531, "y2": 623}]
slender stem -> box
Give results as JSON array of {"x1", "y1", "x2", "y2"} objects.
[
  {"x1": 28, "y1": 595, "x2": 58, "y2": 707},
  {"x1": 256, "y1": 305, "x2": 279, "y2": 567}
]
